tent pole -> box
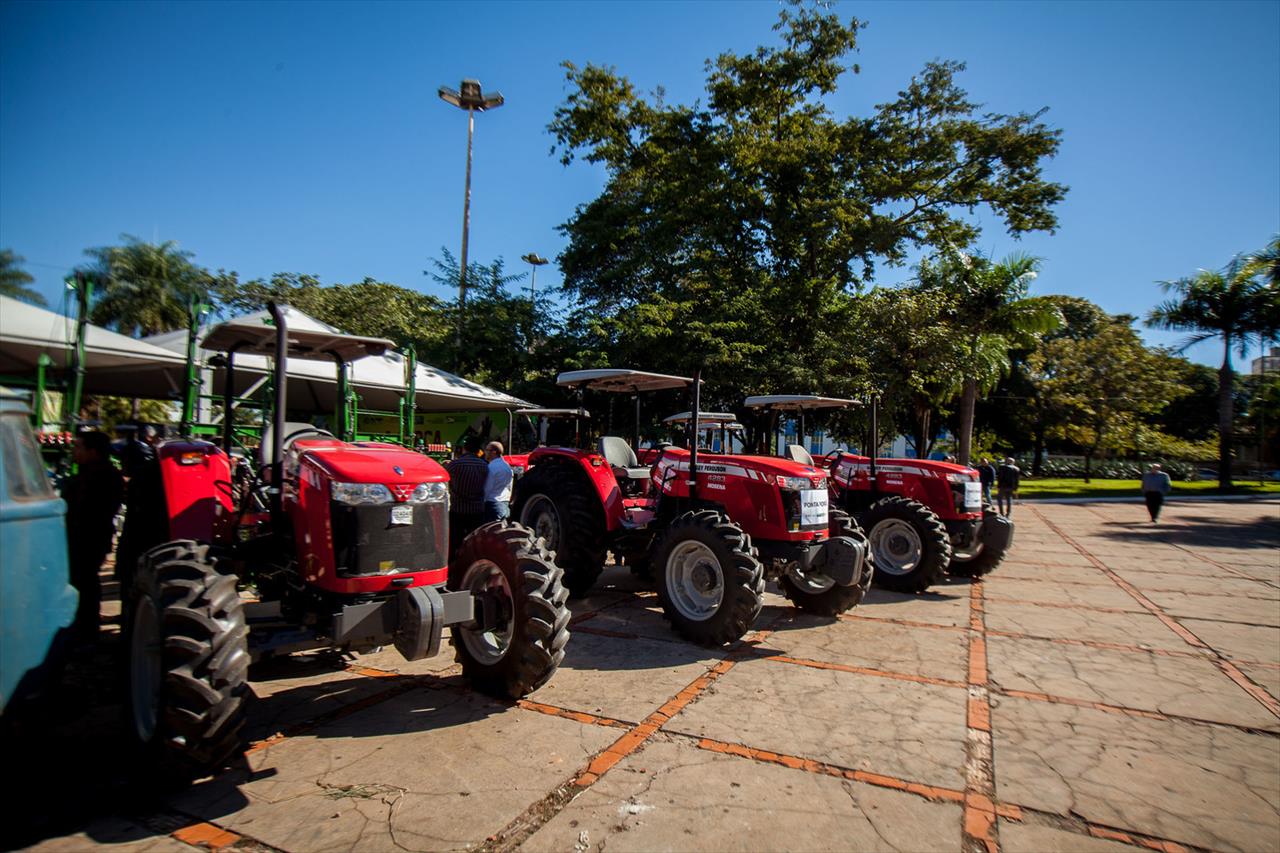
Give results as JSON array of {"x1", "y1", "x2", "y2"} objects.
[
  {"x1": 63, "y1": 272, "x2": 92, "y2": 431},
  {"x1": 34, "y1": 353, "x2": 50, "y2": 432}
]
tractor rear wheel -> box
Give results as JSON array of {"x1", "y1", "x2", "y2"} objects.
[
  {"x1": 779, "y1": 509, "x2": 872, "y2": 616},
  {"x1": 514, "y1": 463, "x2": 606, "y2": 598},
  {"x1": 449, "y1": 522, "x2": 571, "y2": 698},
  {"x1": 860, "y1": 497, "x2": 950, "y2": 593},
  {"x1": 949, "y1": 506, "x2": 1009, "y2": 578},
  {"x1": 655, "y1": 510, "x2": 764, "y2": 646},
  {"x1": 125, "y1": 540, "x2": 250, "y2": 777}
]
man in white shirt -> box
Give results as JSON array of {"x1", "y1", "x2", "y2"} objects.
[{"x1": 483, "y1": 440, "x2": 514, "y2": 522}]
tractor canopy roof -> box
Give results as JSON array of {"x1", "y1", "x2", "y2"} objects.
[
  {"x1": 744, "y1": 394, "x2": 858, "y2": 412},
  {"x1": 516, "y1": 407, "x2": 591, "y2": 419},
  {"x1": 662, "y1": 411, "x2": 739, "y2": 426},
  {"x1": 202, "y1": 305, "x2": 394, "y2": 363},
  {"x1": 556, "y1": 368, "x2": 693, "y2": 393}
]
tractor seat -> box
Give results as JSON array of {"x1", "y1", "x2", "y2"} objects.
[
  {"x1": 786, "y1": 444, "x2": 815, "y2": 466},
  {"x1": 598, "y1": 436, "x2": 651, "y2": 480},
  {"x1": 260, "y1": 421, "x2": 336, "y2": 462}
]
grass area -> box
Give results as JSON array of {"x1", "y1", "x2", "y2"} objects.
[{"x1": 1017, "y1": 477, "x2": 1280, "y2": 499}]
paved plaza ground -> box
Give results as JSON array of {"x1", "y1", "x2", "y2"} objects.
[{"x1": 6, "y1": 499, "x2": 1279, "y2": 853}]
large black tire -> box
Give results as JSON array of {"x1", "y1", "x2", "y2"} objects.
[
  {"x1": 654, "y1": 510, "x2": 764, "y2": 646},
  {"x1": 859, "y1": 496, "x2": 950, "y2": 593},
  {"x1": 449, "y1": 522, "x2": 572, "y2": 698},
  {"x1": 125, "y1": 540, "x2": 250, "y2": 776},
  {"x1": 949, "y1": 506, "x2": 1009, "y2": 578},
  {"x1": 779, "y1": 509, "x2": 872, "y2": 616},
  {"x1": 512, "y1": 462, "x2": 607, "y2": 598}
]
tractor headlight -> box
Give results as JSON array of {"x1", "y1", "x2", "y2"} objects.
[
  {"x1": 331, "y1": 482, "x2": 395, "y2": 505},
  {"x1": 409, "y1": 482, "x2": 450, "y2": 505},
  {"x1": 776, "y1": 475, "x2": 812, "y2": 491},
  {"x1": 946, "y1": 472, "x2": 976, "y2": 484}
]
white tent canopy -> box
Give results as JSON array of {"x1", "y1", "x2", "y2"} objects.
[
  {"x1": 146, "y1": 306, "x2": 528, "y2": 413},
  {"x1": 0, "y1": 294, "x2": 188, "y2": 399}
]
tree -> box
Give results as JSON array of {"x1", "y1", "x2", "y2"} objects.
[
  {"x1": 0, "y1": 249, "x2": 46, "y2": 306},
  {"x1": 1034, "y1": 315, "x2": 1187, "y2": 480},
  {"x1": 919, "y1": 250, "x2": 1062, "y2": 465},
  {"x1": 548, "y1": 3, "x2": 1066, "y2": 400},
  {"x1": 81, "y1": 235, "x2": 214, "y2": 336},
  {"x1": 1148, "y1": 251, "x2": 1280, "y2": 488}
]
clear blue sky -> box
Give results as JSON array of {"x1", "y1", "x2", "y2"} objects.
[{"x1": 2, "y1": 0, "x2": 1277, "y2": 367}]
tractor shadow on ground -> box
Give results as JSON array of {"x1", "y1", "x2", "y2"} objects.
[{"x1": 1092, "y1": 512, "x2": 1280, "y2": 550}]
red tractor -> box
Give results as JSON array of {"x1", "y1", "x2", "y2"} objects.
[
  {"x1": 119, "y1": 304, "x2": 571, "y2": 775},
  {"x1": 745, "y1": 394, "x2": 1013, "y2": 593},
  {"x1": 505, "y1": 407, "x2": 592, "y2": 480},
  {"x1": 512, "y1": 369, "x2": 869, "y2": 647}
]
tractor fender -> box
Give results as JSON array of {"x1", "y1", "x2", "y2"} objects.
[
  {"x1": 524, "y1": 447, "x2": 625, "y2": 531},
  {"x1": 156, "y1": 441, "x2": 235, "y2": 545}
]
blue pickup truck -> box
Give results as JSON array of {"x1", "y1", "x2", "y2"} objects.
[{"x1": 0, "y1": 388, "x2": 77, "y2": 717}]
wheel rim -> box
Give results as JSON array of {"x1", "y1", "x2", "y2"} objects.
[
  {"x1": 666, "y1": 540, "x2": 724, "y2": 621},
  {"x1": 785, "y1": 560, "x2": 836, "y2": 594},
  {"x1": 951, "y1": 539, "x2": 984, "y2": 562},
  {"x1": 130, "y1": 596, "x2": 162, "y2": 743},
  {"x1": 458, "y1": 559, "x2": 514, "y2": 666},
  {"x1": 520, "y1": 494, "x2": 560, "y2": 551},
  {"x1": 869, "y1": 519, "x2": 923, "y2": 576}
]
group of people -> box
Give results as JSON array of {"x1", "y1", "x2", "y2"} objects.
[
  {"x1": 444, "y1": 437, "x2": 514, "y2": 555},
  {"x1": 975, "y1": 457, "x2": 1022, "y2": 516}
]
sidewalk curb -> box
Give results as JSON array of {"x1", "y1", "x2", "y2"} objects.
[{"x1": 1021, "y1": 494, "x2": 1280, "y2": 504}]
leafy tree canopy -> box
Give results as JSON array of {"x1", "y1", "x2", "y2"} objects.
[{"x1": 0, "y1": 249, "x2": 45, "y2": 306}]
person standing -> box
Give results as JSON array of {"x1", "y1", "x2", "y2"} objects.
[
  {"x1": 63, "y1": 431, "x2": 124, "y2": 642},
  {"x1": 483, "y1": 440, "x2": 513, "y2": 522},
  {"x1": 1142, "y1": 463, "x2": 1173, "y2": 523},
  {"x1": 976, "y1": 458, "x2": 997, "y2": 505},
  {"x1": 446, "y1": 436, "x2": 488, "y2": 557},
  {"x1": 996, "y1": 457, "x2": 1020, "y2": 517}
]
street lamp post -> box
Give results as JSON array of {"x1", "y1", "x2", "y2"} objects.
[
  {"x1": 438, "y1": 78, "x2": 504, "y2": 357},
  {"x1": 520, "y1": 252, "x2": 548, "y2": 305}
]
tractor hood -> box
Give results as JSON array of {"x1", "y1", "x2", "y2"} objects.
[
  {"x1": 294, "y1": 439, "x2": 448, "y2": 484},
  {"x1": 659, "y1": 448, "x2": 829, "y2": 485},
  {"x1": 830, "y1": 454, "x2": 978, "y2": 481}
]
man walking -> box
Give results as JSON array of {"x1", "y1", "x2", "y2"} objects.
[
  {"x1": 64, "y1": 431, "x2": 124, "y2": 642},
  {"x1": 1142, "y1": 463, "x2": 1173, "y2": 523},
  {"x1": 483, "y1": 441, "x2": 513, "y2": 522},
  {"x1": 976, "y1": 458, "x2": 996, "y2": 505},
  {"x1": 996, "y1": 457, "x2": 1020, "y2": 517},
  {"x1": 446, "y1": 436, "x2": 488, "y2": 557}
]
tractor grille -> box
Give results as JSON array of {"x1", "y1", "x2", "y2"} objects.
[{"x1": 330, "y1": 501, "x2": 448, "y2": 577}]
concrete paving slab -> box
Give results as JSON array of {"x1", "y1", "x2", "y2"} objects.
[
  {"x1": 527, "y1": 631, "x2": 720, "y2": 723},
  {"x1": 984, "y1": 599, "x2": 1198, "y2": 653},
  {"x1": 352, "y1": 645, "x2": 461, "y2": 676},
  {"x1": 765, "y1": 611, "x2": 968, "y2": 683},
  {"x1": 1179, "y1": 617, "x2": 1280, "y2": 664},
  {"x1": 995, "y1": 561, "x2": 1113, "y2": 584},
  {"x1": 1238, "y1": 663, "x2": 1280, "y2": 701},
  {"x1": 982, "y1": 577, "x2": 1145, "y2": 611},
  {"x1": 1143, "y1": 589, "x2": 1280, "y2": 627},
  {"x1": 22, "y1": 817, "x2": 193, "y2": 853},
  {"x1": 522, "y1": 736, "x2": 963, "y2": 853},
  {"x1": 581, "y1": 599, "x2": 682, "y2": 643},
  {"x1": 993, "y1": 694, "x2": 1280, "y2": 852},
  {"x1": 167, "y1": 688, "x2": 617, "y2": 852},
  {"x1": 1109, "y1": 569, "x2": 1280, "y2": 599},
  {"x1": 665, "y1": 656, "x2": 967, "y2": 790},
  {"x1": 999, "y1": 819, "x2": 1138, "y2": 853},
  {"x1": 857, "y1": 584, "x2": 971, "y2": 627},
  {"x1": 987, "y1": 634, "x2": 1280, "y2": 731}
]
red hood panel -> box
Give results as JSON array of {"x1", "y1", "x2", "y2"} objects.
[
  {"x1": 293, "y1": 439, "x2": 447, "y2": 484},
  {"x1": 661, "y1": 448, "x2": 827, "y2": 479}
]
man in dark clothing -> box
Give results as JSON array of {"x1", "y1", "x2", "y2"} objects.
[
  {"x1": 996, "y1": 457, "x2": 1020, "y2": 517},
  {"x1": 1142, "y1": 464, "x2": 1173, "y2": 523},
  {"x1": 64, "y1": 431, "x2": 124, "y2": 642},
  {"x1": 976, "y1": 458, "x2": 997, "y2": 505},
  {"x1": 446, "y1": 436, "x2": 488, "y2": 558}
]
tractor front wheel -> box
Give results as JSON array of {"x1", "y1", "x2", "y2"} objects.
[
  {"x1": 779, "y1": 509, "x2": 872, "y2": 616},
  {"x1": 449, "y1": 522, "x2": 571, "y2": 698},
  {"x1": 949, "y1": 506, "x2": 1010, "y2": 578},
  {"x1": 860, "y1": 497, "x2": 951, "y2": 593},
  {"x1": 125, "y1": 540, "x2": 250, "y2": 777},
  {"x1": 655, "y1": 510, "x2": 764, "y2": 646},
  {"x1": 514, "y1": 464, "x2": 607, "y2": 598}
]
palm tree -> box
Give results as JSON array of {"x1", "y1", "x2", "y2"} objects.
[
  {"x1": 921, "y1": 250, "x2": 1062, "y2": 465},
  {"x1": 81, "y1": 235, "x2": 211, "y2": 336},
  {"x1": 1148, "y1": 251, "x2": 1279, "y2": 489},
  {"x1": 0, "y1": 249, "x2": 47, "y2": 306}
]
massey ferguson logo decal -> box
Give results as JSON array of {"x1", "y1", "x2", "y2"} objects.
[{"x1": 390, "y1": 485, "x2": 411, "y2": 501}]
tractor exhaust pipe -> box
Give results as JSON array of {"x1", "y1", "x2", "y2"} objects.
[{"x1": 268, "y1": 302, "x2": 289, "y2": 517}]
